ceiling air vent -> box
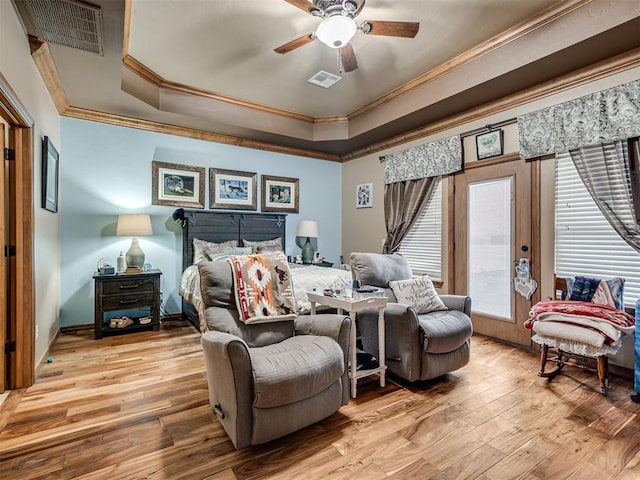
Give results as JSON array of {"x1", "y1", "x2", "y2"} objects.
[
  {"x1": 13, "y1": 0, "x2": 104, "y2": 56},
  {"x1": 308, "y1": 71, "x2": 342, "y2": 89}
]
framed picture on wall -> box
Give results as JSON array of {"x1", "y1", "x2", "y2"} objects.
[
  {"x1": 209, "y1": 168, "x2": 257, "y2": 210},
  {"x1": 262, "y1": 175, "x2": 299, "y2": 213},
  {"x1": 475, "y1": 129, "x2": 504, "y2": 160},
  {"x1": 356, "y1": 182, "x2": 373, "y2": 208},
  {"x1": 42, "y1": 136, "x2": 59, "y2": 213},
  {"x1": 152, "y1": 161, "x2": 205, "y2": 208}
]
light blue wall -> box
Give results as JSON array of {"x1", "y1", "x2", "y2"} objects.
[{"x1": 60, "y1": 118, "x2": 342, "y2": 327}]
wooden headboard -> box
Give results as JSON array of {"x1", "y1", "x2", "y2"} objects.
[
  {"x1": 174, "y1": 209, "x2": 287, "y2": 331},
  {"x1": 174, "y1": 209, "x2": 287, "y2": 272}
]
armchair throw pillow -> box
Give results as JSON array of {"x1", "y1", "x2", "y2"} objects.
[{"x1": 389, "y1": 276, "x2": 447, "y2": 314}]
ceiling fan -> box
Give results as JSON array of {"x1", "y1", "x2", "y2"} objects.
[{"x1": 274, "y1": 0, "x2": 420, "y2": 73}]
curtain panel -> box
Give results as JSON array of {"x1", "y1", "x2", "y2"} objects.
[
  {"x1": 569, "y1": 138, "x2": 640, "y2": 253},
  {"x1": 380, "y1": 135, "x2": 462, "y2": 184},
  {"x1": 518, "y1": 79, "x2": 640, "y2": 160},
  {"x1": 383, "y1": 176, "x2": 439, "y2": 254}
]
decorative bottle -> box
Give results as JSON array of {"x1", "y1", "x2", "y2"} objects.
[{"x1": 116, "y1": 251, "x2": 126, "y2": 273}]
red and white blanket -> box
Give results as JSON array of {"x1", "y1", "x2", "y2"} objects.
[
  {"x1": 227, "y1": 251, "x2": 297, "y2": 324},
  {"x1": 525, "y1": 300, "x2": 635, "y2": 347}
]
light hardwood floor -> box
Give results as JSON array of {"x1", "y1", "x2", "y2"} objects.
[{"x1": 1, "y1": 321, "x2": 640, "y2": 479}]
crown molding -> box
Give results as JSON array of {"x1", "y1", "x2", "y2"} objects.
[
  {"x1": 61, "y1": 106, "x2": 342, "y2": 162},
  {"x1": 123, "y1": 0, "x2": 592, "y2": 128},
  {"x1": 29, "y1": 36, "x2": 69, "y2": 114}
]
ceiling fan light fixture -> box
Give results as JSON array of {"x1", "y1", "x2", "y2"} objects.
[{"x1": 316, "y1": 15, "x2": 357, "y2": 48}]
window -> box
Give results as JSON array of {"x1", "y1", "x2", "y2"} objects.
[
  {"x1": 398, "y1": 179, "x2": 442, "y2": 278},
  {"x1": 555, "y1": 146, "x2": 640, "y2": 306}
]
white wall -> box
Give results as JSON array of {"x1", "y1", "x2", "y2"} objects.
[
  {"x1": 59, "y1": 118, "x2": 342, "y2": 326},
  {"x1": 1, "y1": 2, "x2": 61, "y2": 364}
]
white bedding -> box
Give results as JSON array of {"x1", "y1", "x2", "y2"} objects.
[{"x1": 179, "y1": 262, "x2": 353, "y2": 317}]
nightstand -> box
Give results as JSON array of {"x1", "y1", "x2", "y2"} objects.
[{"x1": 93, "y1": 269, "x2": 162, "y2": 340}]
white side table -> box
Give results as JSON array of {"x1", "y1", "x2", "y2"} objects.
[{"x1": 307, "y1": 292, "x2": 388, "y2": 398}]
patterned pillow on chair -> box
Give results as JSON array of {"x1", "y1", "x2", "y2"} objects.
[{"x1": 566, "y1": 275, "x2": 625, "y2": 311}]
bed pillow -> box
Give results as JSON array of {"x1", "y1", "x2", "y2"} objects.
[
  {"x1": 389, "y1": 276, "x2": 447, "y2": 314},
  {"x1": 193, "y1": 238, "x2": 237, "y2": 264},
  {"x1": 233, "y1": 246, "x2": 253, "y2": 255},
  {"x1": 242, "y1": 237, "x2": 283, "y2": 253},
  {"x1": 255, "y1": 244, "x2": 282, "y2": 253}
]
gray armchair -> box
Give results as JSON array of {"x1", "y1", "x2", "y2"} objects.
[
  {"x1": 198, "y1": 260, "x2": 351, "y2": 449},
  {"x1": 350, "y1": 252, "x2": 472, "y2": 382}
]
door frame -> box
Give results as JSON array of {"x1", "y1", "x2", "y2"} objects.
[
  {"x1": 448, "y1": 152, "x2": 541, "y2": 346},
  {"x1": 0, "y1": 73, "x2": 36, "y2": 389}
]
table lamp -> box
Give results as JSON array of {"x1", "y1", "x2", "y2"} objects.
[
  {"x1": 296, "y1": 220, "x2": 318, "y2": 264},
  {"x1": 116, "y1": 214, "x2": 153, "y2": 271}
]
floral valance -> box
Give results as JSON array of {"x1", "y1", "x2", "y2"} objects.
[
  {"x1": 518, "y1": 79, "x2": 640, "y2": 160},
  {"x1": 380, "y1": 135, "x2": 462, "y2": 184}
]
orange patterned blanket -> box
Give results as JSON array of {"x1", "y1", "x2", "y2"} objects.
[{"x1": 227, "y1": 251, "x2": 297, "y2": 324}]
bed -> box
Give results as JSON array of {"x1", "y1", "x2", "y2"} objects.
[
  {"x1": 526, "y1": 275, "x2": 635, "y2": 395},
  {"x1": 174, "y1": 209, "x2": 352, "y2": 331}
]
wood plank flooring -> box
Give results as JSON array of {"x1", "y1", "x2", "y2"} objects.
[{"x1": 2, "y1": 321, "x2": 640, "y2": 479}]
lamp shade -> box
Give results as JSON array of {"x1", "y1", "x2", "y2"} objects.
[
  {"x1": 116, "y1": 214, "x2": 153, "y2": 237},
  {"x1": 316, "y1": 15, "x2": 357, "y2": 48},
  {"x1": 296, "y1": 220, "x2": 318, "y2": 238}
]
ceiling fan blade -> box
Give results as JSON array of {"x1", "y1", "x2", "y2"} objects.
[
  {"x1": 340, "y1": 44, "x2": 358, "y2": 72},
  {"x1": 274, "y1": 33, "x2": 316, "y2": 54},
  {"x1": 361, "y1": 20, "x2": 420, "y2": 38},
  {"x1": 284, "y1": 0, "x2": 321, "y2": 15}
]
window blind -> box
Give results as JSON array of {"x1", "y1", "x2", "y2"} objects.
[
  {"x1": 398, "y1": 179, "x2": 442, "y2": 278},
  {"x1": 555, "y1": 144, "x2": 640, "y2": 306}
]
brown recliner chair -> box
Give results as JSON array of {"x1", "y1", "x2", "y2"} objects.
[
  {"x1": 198, "y1": 260, "x2": 351, "y2": 449},
  {"x1": 350, "y1": 252, "x2": 472, "y2": 382}
]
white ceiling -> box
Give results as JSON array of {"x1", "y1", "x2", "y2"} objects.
[{"x1": 18, "y1": 0, "x2": 640, "y2": 158}]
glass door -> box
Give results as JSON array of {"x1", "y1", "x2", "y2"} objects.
[
  {"x1": 453, "y1": 159, "x2": 533, "y2": 346},
  {"x1": 468, "y1": 178, "x2": 513, "y2": 320}
]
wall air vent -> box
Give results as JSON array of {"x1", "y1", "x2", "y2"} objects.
[
  {"x1": 13, "y1": 0, "x2": 104, "y2": 56},
  {"x1": 308, "y1": 71, "x2": 342, "y2": 89}
]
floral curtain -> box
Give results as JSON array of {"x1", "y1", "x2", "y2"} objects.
[
  {"x1": 518, "y1": 79, "x2": 640, "y2": 160},
  {"x1": 381, "y1": 135, "x2": 462, "y2": 184}
]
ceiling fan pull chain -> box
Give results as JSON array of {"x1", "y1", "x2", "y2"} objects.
[{"x1": 337, "y1": 49, "x2": 344, "y2": 73}]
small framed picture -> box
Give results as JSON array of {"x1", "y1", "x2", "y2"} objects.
[
  {"x1": 152, "y1": 161, "x2": 205, "y2": 208},
  {"x1": 475, "y1": 129, "x2": 504, "y2": 160},
  {"x1": 356, "y1": 182, "x2": 373, "y2": 208},
  {"x1": 209, "y1": 168, "x2": 257, "y2": 210},
  {"x1": 262, "y1": 175, "x2": 299, "y2": 213},
  {"x1": 42, "y1": 136, "x2": 59, "y2": 213}
]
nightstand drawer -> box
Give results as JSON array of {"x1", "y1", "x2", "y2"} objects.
[
  {"x1": 102, "y1": 277, "x2": 155, "y2": 295},
  {"x1": 102, "y1": 292, "x2": 154, "y2": 310}
]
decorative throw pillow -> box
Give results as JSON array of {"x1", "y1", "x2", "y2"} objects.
[
  {"x1": 192, "y1": 238, "x2": 237, "y2": 264},
  {"x1": 591, "y1": 277, "x2": 625, "y2": 311},
  {"x1": 243, "y1": 237, "x2": 283, "y2": 253},
  {"x1": 566, "y1": 275, "x2": 625, "y2": 310},
  {"x1": 389, "y1": 276, "x2": 447, "y2": 314},
  {"x1": 233, "y1": 246, "x2": 253, "y2": 255},
  {"x1": 568, "y1": 275, "x2": 601, "y2": 302}
]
